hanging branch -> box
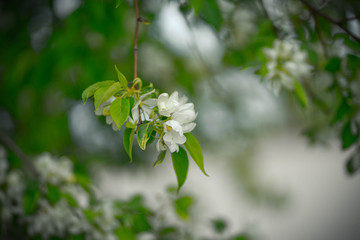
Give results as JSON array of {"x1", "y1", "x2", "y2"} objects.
[
  {"x1": 299, "y1": 0, "x2": 360, "y2": 43},
  {"x1": 0, "y1": 131, "x2": 38, "y2": 178},
  {"x1": 133, "y1": 0, "x2": 140, "y2": 80}
]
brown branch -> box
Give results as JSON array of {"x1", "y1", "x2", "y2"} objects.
[
  {"x1": 300, "y1": 0, "x2": 360, "y2": 43},
  {"x1": 133, "y1": 0, "x2": 140, "y2": 80},
  {"x1": 0, "y1": 131, "x2": 38, "y2": 178}
]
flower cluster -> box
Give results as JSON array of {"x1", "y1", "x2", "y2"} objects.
[
  {"x1": 83, "y1": 73, "x2": 205, "y2": 189},
  {"x1": 0, "y1": 148, "x2": 140, "y2": 240},
  {"x1": 34, "y1": 152, "x2": 74, "y2": 185},
  {"x1": 263, "y1": 39, "x2": 312, "y2": 95},
  {"x1": 157, "y1": 91, "x2": 197, "y2": 153},
  {"x1": 94, "y1": 88, "x2": 197, "y2": 153}
]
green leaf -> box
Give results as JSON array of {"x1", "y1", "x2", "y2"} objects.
[
  {"x1": 114, "y1": 227, "x2": 135, "y2": 240},
  {"x1": 126, "y1": 121, "x2": 137, "y2": 128},
  {"x1": 46, "y1": 185, "x2": 61, "y2": 205},
  {"x1": 114, "y1": 65, "x2": 128, "y2": 89},
  {"x1": 83, "y1": 209, "x2": 101, "y2": 223},
  {"x1": 294, "y1": 81, "x2": 308, "y2": 108},
  {"x1": 341, "y1": 121, "x2": 359, "y2": 149},
  {"x1": 115, "y1": 0, "x2": 122, "y2": 8},
  {"x1": 154, "y1": 150, "x2": 167, "y2": 167},
  {"x1": 137, "y1": 124, "x2": 153, "y2": 150},
  {"x1": 171, "y1": 146, "x2": 189, "y2": 191},
  {"x1": 211, "y1": 218, "x2": 227, "y2": 234},
  {"x1": 184, "y1": 133, "x2": 208, "y2": 176},
  {"x1": 325, "y1": 57, "x2": 342, "y2": 73},
  {"x1": 23, "y1": 181, "x2": 40, "y2": 215},
  {"x1": 62, "y1": 193, "x2": 79, "y2": 207},
  {"x1": 124, "y1": 128, "x2": 135, "y2": 162},
  {"x1": 332, "y1": 99, "x2": 351, "y2": 124},
  {"x1": 174, "y1": 195, "x2": 193, "y2": 220},
  {"x1": 94, "y1": 82, "x2": 122, "y2": 111},
  {"x1": 70, "y1": 234, "x2": 86, "y2": 240},
  {"x1": 190, "y1": 0, "x2": 203, "y2": 14},
  {"x1": 81, "y1": 80, "x2": 116, "y2": 104},
  {"x1": 133, "y1": 213, "x2": 152, "y2": 233},
  {"x1": 198, "y1": 0, "x2": 222, "y2": 31},
  {"x1": 345, "y1": 150, "x2": 360, "y2": 175},
  {"x1": 146, "y1": 129, "x2": 156, "y2": 146},
  {"x1": 110, "y1": 97, "x2": 130, "y2": 129}
]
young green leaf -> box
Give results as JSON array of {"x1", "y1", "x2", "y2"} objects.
[
  {"x1": 114, "y1": 227, "x2": 135, "y2": 240},
  {"x1": 110, "y1": 97, "x2": 130, "y2": 129},
  {"x1": 341, "y1": 121, "x2": 359, "y2": 149},
  {"x1": 61, "y1": 193, "x2": 79, "y2": 207},
  {"x1": 124, "y1": 128, "x2": 135, "y2": 162},
  {"x1": 331, "y1": 99, "x2": 351, "y2": 124},
  {"x1": 345, "y1": 151, "x2": 360, "y2": 175},
  {"x1": 174, "y1": 195, "x2": 193, "y2": 220},
  {"x1": 114, "y1": 65, "x2": 128, "y2": 89},
  {"x1": 94, "y1": 82, "x2": 122, "y2": 111},
  {"x1": 23, "y1": 181, "x2": 40, "y2": 215},
  {"x1": 184, "y1": 133, "x2": 208, "y2": 176},
  {"x1": 126, "y1": 121, "x2": 137, "y2": 128},
  {"x1": 82, "y1": 80, "x2": 116, "y2": 104},
  {"x1": 198, "y1": 0, "x2": 222, "y2": 31},
  {"x1": 325, "y1": 57, "x2": 341, "y2": 73},
  {"x1": 137, "y1": 124, "x2": 153, "y2": 150},
  {"x1": 190, "y1": 0, "x2": 203, "y2": 14},
  {"x1": 154, "y1": 150, "x2": 167, "y2": 167},
  {"x1": 46, "y1": 185, "x2": 61, "y2": 205},
  {"x1": 171, "y1": 147, "x2": 189, "y2": 191},
  {"x1": 294, "y1": 80, "x2": 307, "y2": 108}
]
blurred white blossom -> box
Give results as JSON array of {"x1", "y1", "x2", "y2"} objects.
[
  {"x1": 28, "y1": 199, "x2": 90, "y2": 238},
  {"x1": 263, "y1": 39, "x2": 312, "y2": 95},
  {"x1": 34, "y1": 153, "x2": 74, "y2": 185}
]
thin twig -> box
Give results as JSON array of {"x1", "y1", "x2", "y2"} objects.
[
  {"x1": 338, "y1": 16, "x2": 359, "y2": 24},
  {"x1": 313, "y1": 14, "x2": 329, "y2": 58},
  {"x1": 133, "y1": 0, "x2": 140, "y2": 80},
  {"x1": 0, "y1": 131, "x2": 38, "y2": 178},
  {"x1": 300, "y1": 0, "x2": 360, "y2": 43}
]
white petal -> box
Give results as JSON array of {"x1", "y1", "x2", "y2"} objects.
[
  {"x1": 182, "y1": 122, "x2": 196, "y2": 133},
  {"x1": 106, "y1": 116, "x2": 113, "y2": 124},
  {"x1": 111, "y1": 122, "x2": 118, "y2": 131},
  {"x1": 156, "y1": 138, "x2": 167, "y2": 152},
  {"x1": 140, "y1": 89, "x2": 155, "y2": 100}
]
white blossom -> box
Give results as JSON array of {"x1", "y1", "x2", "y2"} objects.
[
  {"x1": 28, "y1": 199, "x2": 90, "y2": 239},
  {"x1": 263, "y1": 39, "x2": 312, "y2": 95},
  {"x1": 2, "y1": 170, "x2": 26, "y2": 219},
  {"x1": 157, "y1": 91, "x2": 187, "y2": 117},
  {"x1": 34, "y1": 153, "x2": 74, "y2": 185},
  {"x1": 95, "y1": 96, "x2": 118, "y2": 131},
  {"x1": 130, "y1": 90, "x2": 157, "y2": 124},
  {"x1": 163, "y1": 120, "x2": 187, "y2": 153},
  {"x1": 157, "y1": 92, "x2": 197, "y2": 152},
  {"x1": 61, "y1": 184, "x2": 89, "y2": 208},
  {"x1": 172, "y1": 102, "x2": 197, "y2": 133}
]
